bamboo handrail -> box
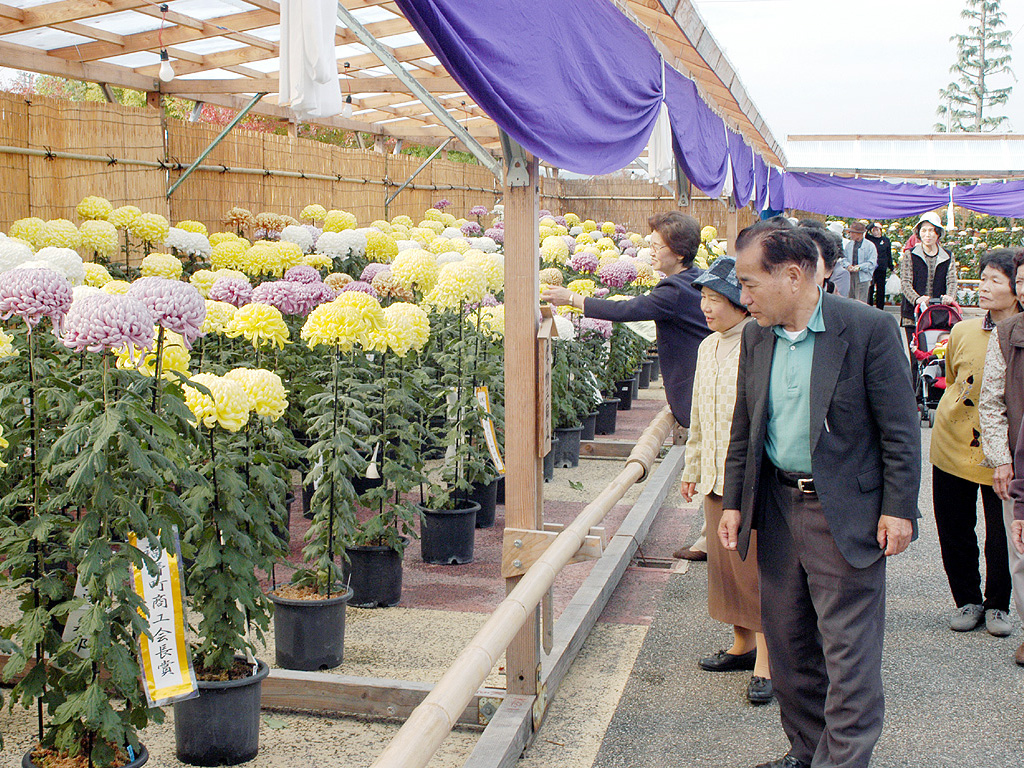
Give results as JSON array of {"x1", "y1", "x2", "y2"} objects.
[{"x1": 369, "y1": 406, "x2": 677, "y2": 768}]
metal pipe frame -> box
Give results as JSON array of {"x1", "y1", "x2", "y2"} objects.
[{"x1": 385, "y1": 136, "x2": 453, "y2": 207}]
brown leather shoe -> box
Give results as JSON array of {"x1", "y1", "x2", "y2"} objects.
[
  {"x1": 673, "y1": 547, "x2": 707, "y2": 561},
  {"x1": 1015, "y1": 640, "x2": 1024, "y2": 667}
]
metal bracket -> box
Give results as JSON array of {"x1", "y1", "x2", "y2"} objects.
[
  {"x1": 500, "y1": 130, "x2": 531, "y2": 187},
  {"x1": 477, "y1": 696, "x2": 502, "y2": 726},
  {"x1": 676, "y1": 161, "x2": 690, "y2": 206},
  {"x1": 501, "y1": 524, "x2": 606, "y2": 578},
  {"x1": 532, "y1": 665, "x2": 547, "y2": 730}
]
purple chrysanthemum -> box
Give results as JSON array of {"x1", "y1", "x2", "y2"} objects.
[
  {"x1": 618, "y1": 238, "x2": 633, "y2": 250},
  {"x1": 0, "y1": 267, "x2": 73, "y2": 331},
  {"x1": 342, "y1": 280, "x2": 378, "y2": 298},
  {"x1": 284, "y1": 264, "x2": 322, "y2": 284},
  {"x1": 492, "y1": 221, "x2": 504, "y2": 230},
  {"x1": 296, "y1": 282, "x2": 336, "y2": 315},
  {"x1": 577, "y1": 316, "x2": 613, "y2": 340},
  {"x1": 304, "y1": 224, "x2": 323, "y2": 248},
  {"x1": 554, "y1": 215, "x2": 567, "y2": 227},
  {"x1": 614, "y1": 224, "x2": 627, "y2": 236},
  {"x1": 539, "y1": 209, "x2": 552, "y2": 218},
  {"x1": 598, "y1": 260, "x2": 638, "y2": 289},
  {"x1": 569, "y1": 251, "x2": 599, "y2": 274},
  {"x1": 434, "y1": 198, "x2": 452, "y2": 210},
  {"x1": 485, "y1": 227, "x2": 504, "y2": 244},
  {"x1": 595, "y1": 287, "x2": 610, "y2": 298},
  {"x1": 624, "y1": 246, "x2": 637, "y2": 258},
  {"x1": 252, "y1": 227, "x2": 280, "y2": 242},
  {"x1": 209, "y1": 277, "x2": 253, "y2": 308},
  {"x1": 252, "y1": 280, "x2": 303, "y2": 315},
  {"x1": 360, "y1": 263, "x2": 390, "y2": 283},
  {"x1": 62, "y1": 293, "x2": 154, "y2": 353},
  {"x1": 461, "y1": 221, "x2": 482, "y2": 237},
  {"x1": 562, "y1": 235, "x2": 576, "y2": 251},
  {"x1": 469, "y1": 205, "x2": 488, "y2": 217},
  {"x1": 127, "y1": 276, "x2": 206, "y2": 348}
]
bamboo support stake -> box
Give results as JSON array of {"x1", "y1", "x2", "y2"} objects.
[{"x1": 370, "y1": 406, "x2": 675, "y2": 768}]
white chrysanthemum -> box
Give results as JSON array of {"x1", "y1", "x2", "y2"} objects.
[
  {"x1": 164, "y1": 227, "x2": 212, "y2": 259},
  {"x1": 280, "y1": 225, "x2": 314, "y2": 253},
  {"x1": 0, "y1": 236, "x2": 35, "y2": 273},
  {"x1": 316, "y1": 229, "x2": 366, "y2": 260},
  {"x1": 33, "y1": 247, "x2": 86, "y2": 286},
  {"x1": 553, "y1": 313, "x2": 576, "y2": 341},
  {"x1": 442, "y1": 227, "x2": 463, "y2": 239},
  {"x1": 469, "y1": 236, "x2": 499, "y2": 253},
  {"x1": 436, "y1": 251, "x2": 465, "y2": 265},
  {"x1": 396, "y1": 239, "x2": 421, "y2": 252},
  {"x1": 636, "y1": 247, "x2": 653, "y2": 265}
]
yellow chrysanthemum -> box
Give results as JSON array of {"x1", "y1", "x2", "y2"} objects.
[
  {"x1": 225, "y1": 367, "x2": 287, "y2": 421},
  {"x1": 425, "y1": 261, "x2": 487, "y2": 310},
  {"x1": 301, "y1": 204, "x2": 327, "y2": 222},
  {"x1": 210, "y1": 240, "x2": 249, "y2": 271},
  {"x1": 79, "y1": 220, "x2": 119, "y2": 256},
  {"x1": 596, "y1": 237, "x2": 617, "y2": 251},
  {"x1": 201, "y1": 300, "x2": 237, "y2": 335},
  {"x1": 418, "y1": 220, "x2": 446, "y2": 236},
  {"x1": 539, "y1": 267, "x2": 564, "y2": 286},
  {"x1": 324, "y1": 273, "x2": 353, "y2": 292},
  {"x1": 440, "y1": 212, "x2": 456, "y2": 227},
  {"x1": 464, "y1": 252, "x2": 504, "y2": 293},
  {"x1": 567, "y1": 278, "x2": 597, "y2": 297},
  {"x1": 575, "y1": 232, "x2": 595, "y2": 245},
  {"x1": 370, "y1": 219, "x2": 392, "y2": 234},
  {"x1": 477, "y1": 305, "x2": 505, "y2": 340},
  {"x1": 129, "y1": 212, "x2": 170, "y2": 244},
  {"x1": 390, "y1": 248, "x2": 438, "y2": 295},
  {"x1": 539, "y1": 217, "x2": 556, "y2": 228},
  {"x1": 599, "y1": 248, "x2": 620, "y2": 262},
  {"x1": 102, "y1": 279, "x2": 132, "y2": 295},
  {"x1": 140, "y1": 252, "x2": 183, "y2": 280},
  {"x1": 391, "y1": 224, "x2": 410, "y2": 239},
  {"x1": 632, "y1": 262, "x2": 658, "y2": 288},
  {"x1": 600, "y1": 222, "x2": 616, "y2": 236},
  {"x1": 391, "y1": 214, "x2": 414, "y2": 228},
  {"x1": 302, "y1": 252, "x2": 333, "y2": 269},
  {"x1": 422, "y1": 208, "x2": 444, "y2": 222},
  {"x1": 190, "y1": 269, "x2": 218, "y2": 298},
  {"x1": 41, "y1": 219, "x2": 81, "y2": 249},
  {"x1": 236, "y1": 241, "x2": 282, "y2": 278},
  {"x1": 427, "y1": 238, "x2": 454, "y2": 255},
  {"x1": 539, "y1": 225, "x2": 555, "y2": 243},
  {"x1": 447, "y1": 237, "x2": 471, "y2": 254},
  {"x1": 0, "y1": 327, "x2": 18, "y2": 358},
  {"x1": 109, "y1": 206, "x2": 142, "y2": 230},
  {"x1": 323, "y1": 209, "x2": 358, "y2": 232},
  {"x1": 83, "y1": 262, "x2": 112, "y2": 288},
  {"x1": 76, "y1": 196, "x2": 113, "y2": 221},
  {"x1": 582, "y1": 219, "x2": 598, "y2": 233},
  {"x1": 9, "y1": 217, "x2": 45, "y2": 246},
  {"x1": 209, "y1": 231, "x2": 241, "y2": 247},
  {"x1": 380, "y1": 302, "x2": 430, "y2": 357},
  {"x1": 598, "y1": 253, "x2": 620, "y2": 269},
  {"x1": 409, "y1": 226, "x2": 436, "y2": 243},
  {"x1": 176, "y1": 220, "x2": 208, "y2": 235},
  {"x1": 564, "y1": 213, "x2": 581, "y2": 227},
  {"x1": 276, "y1": 240, "x2": 304, "y2": 273},
  {"x1": 628, "y1": 233, "x2": 643, "y2": 246},
  {"x1": 225, "y1": 302, "x2": 289, "y2": 349},
  {"x1": 301, "y1": 293, "x2": 385, "y2": 351},
  {"x1": 183, "y1": 373, "x2": 250, "y2": 433},
  {"x1": 541, "y1": 236, "x2": 570, "y2": 265},
  {"x1": 214, "y1": 268, "x2": 249, "y2": 282},
  {"x1": 552, "y1": 224, "x2": 568, "y2": 237},
  {"x1": 115, "y1": 328, "x2": 189, "y2": 378},
  {"x1": 701, "y1": 225, "x2": 718, "y2": 242},
  {"x1": 365, "y1": 230, "x2": 398, "y2": 263}
]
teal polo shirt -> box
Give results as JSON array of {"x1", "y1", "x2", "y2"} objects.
[{"x1": 765, "y1": 288, "x2": 826, "y2": 474}]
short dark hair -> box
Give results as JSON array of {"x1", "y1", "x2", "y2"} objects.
[
  {"x1": 797, "y1": 218, "x2": 825, "y2": 230},
  {"x1": 737, "y1": 222, "x2": 819, "y2": 276},
  {"x1": 802, "y1": 227, "x2": 841, "y2": 270},
  {"x1": 647, "y1": 211, "x2": 701, "y2": 265},
  {"x1": 980, "y1": 248, "x2": 1021, "y2": 284},
  {"x1": 1012, "y1": 248, "x2": 1024, "y2": 275}
]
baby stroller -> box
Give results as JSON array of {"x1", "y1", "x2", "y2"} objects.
[{"x1": 911, "y1": 299, "x2": 962, "y2": 428}]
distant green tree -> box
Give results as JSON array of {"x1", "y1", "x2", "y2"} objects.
[{"x1": 936, "y1": 0, "x2": 1014, "y2": 132}]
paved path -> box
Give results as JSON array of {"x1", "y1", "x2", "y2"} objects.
[{"x1": 587, "y1": 427, "x2": 1024, "y2": 768}]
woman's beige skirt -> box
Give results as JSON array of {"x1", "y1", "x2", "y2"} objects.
[{"x1": 704, "y1": 492, "x2": 762, "y2": 632}]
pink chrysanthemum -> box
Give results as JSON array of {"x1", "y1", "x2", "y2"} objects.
[
  {"x1": 209, "y1": 277, "x2": 253, "y2": 308},
  {"x1": 62, "y1": 293, "x2": 154, "y2": 354},
  {"x1": 577, "y1": 316, "x2": 613, "y2": 340},
  {"x1": 569, "y1": 251, "x2": 599, "y2": 274},
  {"x1": 251, "y1": 280, "x2": 303, "y2": 315},
  {"x1": 126, "y1": 276, "x2": 206, "y2": 348},
  {"x1": 342, "y1": 280, "x2": 378, "y2": 298},
  {"x1": 284, "y1": 264, "x2": 322, "y2": 284},
  {"x1": 360, "y1": 263, "x2": 390, "y2": 284},
  {"x1": 484, "y1": 227, "x2": 504, "y2": 244},
  {"x1": 0, "y1": 267, "x2": 73, "y2": 331},
  {"x1": 461, "y1": 222, "x2": 482, "y2": 237},
  {"x1": 598, "y1": 260, "x2": 638, "y2": 289},
  {"x1": 469, "y1": 205, "x2": 488, "y2": 217},
  {"x1": 296, "y1": 282, "x2": 336, "y2": 315}
]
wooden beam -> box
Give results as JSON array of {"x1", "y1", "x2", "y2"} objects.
[
  {"x1": 0, "y1": 3, "x2": 24, "y2": 21},
  {"x1": 462, "y1": 695, "x2": 535, "y2": 768},
  {"x1": 160, "y1": 75, "x2": 461, "y2": 95},
  {"x1": 0, "y1": 39, "x2": 156, "y2": 93},
  {"x1": 0, "y1": 0, "x2": 150, "y2": 35}
]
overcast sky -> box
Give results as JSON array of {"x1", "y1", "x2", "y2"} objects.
[{"x1": 693, "y1": 0, "x2": 1024, "y2": 147}]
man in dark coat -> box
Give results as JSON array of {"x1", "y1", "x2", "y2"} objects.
[
  {"x1": 719, "y1": 223, "x2": 920, "y2": 768},
  {"x1": 866, "y1": 222, "x2": 893, "y2": 310}
]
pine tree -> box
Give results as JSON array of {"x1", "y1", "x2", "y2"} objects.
[{"x1": 935, "y1": 0, "x2": 1014, "y2": 132}]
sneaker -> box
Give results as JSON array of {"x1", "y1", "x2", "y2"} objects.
[
  {"x1": 985, "y1": 609, "x2": 1013, "y2": 637},
  {"x1": 949, "y1": 603, "x2": 984, "y2": 632}
]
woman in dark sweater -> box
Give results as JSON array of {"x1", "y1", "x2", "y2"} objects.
[{"x1": 541, "y1": 211, "x2": 709, "y2": 429}]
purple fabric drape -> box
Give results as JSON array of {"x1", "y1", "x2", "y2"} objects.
[
  {"x1": 953, "y1": 181, "x2": 1024, "y2": 216},
  {"x1": 395, "y1": 0, "x2": 663, "y2": 175},
  {"x1": 753, "y1": 154, "x2": 768, "y2": 212},
  {"x1": 767, "y1": 166, "x2": 785, "y2": 211},
  {"x1": 782, "y1": 172, "x2": 949, "y2": 219},
  {"x1": 664, "y1": 66, "x2": 728, "y2": 196},
  {"x1": 728, "y1": 130, "x2": 755, "y2": 207}
]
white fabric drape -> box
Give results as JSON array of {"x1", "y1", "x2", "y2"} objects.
[
  {"x1": 647, "y1": 102, "x2": 675, "y2": 190},
  {"x1": 279, "y1": 0, "x2": 344, "y2": 119}
]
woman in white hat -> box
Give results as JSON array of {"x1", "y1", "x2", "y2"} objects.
[{"x1": 900, "y1": 212, "x2": 958, "y2": 342}]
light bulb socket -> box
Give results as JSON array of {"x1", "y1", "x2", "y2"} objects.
[{"x1": 160, "y1": 49, "x2": 169, "y2": 62}]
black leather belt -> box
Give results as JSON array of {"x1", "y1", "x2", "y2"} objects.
[{"x1": 775, "y1": 468, "x2": 816, "y2": 494}]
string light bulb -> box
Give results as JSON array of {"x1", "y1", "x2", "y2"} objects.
[
  {"x1": 343, "y1": 95, "x2": 353, "y2": 119},
  {"x1": 158, "y1": 50, "x2": 175, "y2": 83}
]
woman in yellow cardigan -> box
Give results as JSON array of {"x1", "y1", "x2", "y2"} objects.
[
  {"x1": 932, "y1": 249, "x2": 1021, "y2": 636},
  {"x1": 680, "y1": 257, "x2": 771, "y2": 705}
]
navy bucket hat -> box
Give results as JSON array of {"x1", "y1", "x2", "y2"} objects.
[{"x1": 692, "y1": 256, "x2": 744, "y2": 308}]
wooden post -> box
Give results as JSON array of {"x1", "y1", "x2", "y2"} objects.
[
  {"x1": 374, "y1": 135, "x2": 386, "y2": 153},
  {"x1": 726, "y1": 201, "x2": 739, "y2": 256},
  {"x1": 146, "y1": 90, "x2": 161, "y2": 110},
  {"x1": 503, "y1": 152, "x2": 542, "y2": 698}
]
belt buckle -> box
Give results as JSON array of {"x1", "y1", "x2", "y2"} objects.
[{"x1": 797, "y1": 478, "x2": 814, "y2": 494}]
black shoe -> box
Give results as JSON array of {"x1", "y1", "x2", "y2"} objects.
[
  {"x1": 699, "y1": 648, "x2": 757, "y2": 672},
  {"x1": 747, "y1": 675, "x2": 774, "y2": 704},
  {"x1": 753, "y1": 755, "x2": 810, "y2": 768}
]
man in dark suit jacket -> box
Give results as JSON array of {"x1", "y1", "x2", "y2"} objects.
[
  {"x1": 866, "y1": 222, "x2": 893, "y2": 310},
  {"x1": 719, "y1": 223, "x2": 920, "y2": 768}
]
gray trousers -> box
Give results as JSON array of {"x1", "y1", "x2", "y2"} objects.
[
  {"x1": 848, "y1": 277, "x2": 870, "y2": 303},
  {"x1": 758, "y1": 475, "x2": 886, "y2": 768},
  {"x1": 1002, "y1": 499, "x2": 1024, "y2": 628}
]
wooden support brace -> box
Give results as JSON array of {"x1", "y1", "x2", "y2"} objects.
[{"x1": 501, "y1": 526, "x2": 605, "y2": 578}]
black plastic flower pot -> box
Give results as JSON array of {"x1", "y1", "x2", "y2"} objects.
[
  {"x1": 552, "y1": 425, "x2": 583, "y2": 469},
  {"x1": 614, "y1": 380, "x2": 633, "y2": 410},
  {"x1": 302, "y1": 481, "x2": 314, "y2": 520},
  {"x1": 639, "y1": 360, "x2": 653, "y2": 389},
  {"x1": 174, "y1": 658, "x2": 270, "y2": 766},
  {"x1": 352, "y1": 474, "x2": 384, "y2": 496},
  {"x1": 648, "y1": 354, "x2": 661, "y2": 381},
  {"x1": 496, "y1": 475, "x2": 505, "y2": 505},
  {"x1": 631, "y1": 373, "x2": 640, "y2": 399},
  {"x1": 543, "y1": 434, "x2": 560, "y2": 482},
  {"x1": 469, "y1": 477, "x2": 500, "y2": 528},
  {"x1": 24, "y1": 744, "x2": 149, "y2": 768},
  {"x1": 419, "y1": 501, "x2": 479, "y2": 564},
  {"x1": 344, "y1": 542, "x2": 405, "y2": 608},
  {"x1": 268, "y1": 588, "x2": 353, "y2": 671},
  {"x1": 595, "y1": 399, "x2": 620, "y2": 434},
  {"x1": 580, "y1": 411, "x2": 598, "y2": 442}
]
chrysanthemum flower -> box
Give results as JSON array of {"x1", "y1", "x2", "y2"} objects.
[
  {"x1": 469, "y1": 236, "x2": 499, "y2": 254},
  {"x1": 381, "y1": 302, "x2": 430, "y2": 357},
  {"x1": 632, "y1": 262, "x2": 659, "y2": 288},
  {"x1": 365, "y1": 230, "x2": 398, "y2": 263},
  {"x1": 582, "y1": 220, "x2": 598, "y2": 233},
  {"x1": 301, "y1": 293, "x2": 383, "y2": 351},
  {"x1": 39, "y1": 219, "x2": 81, "y2": 249},
  {"x1": 276, "y1": 241, "x2": 305, "y2": 274},
  {"x1": 201, "y1": 300, "x2": 237, "y2": 335},
  {"x1": 129, "y1": 213, "x2": 170, "y2": 244},
  {"x1": 578, "y1": 316, "x2": 613, "y2": 340},
  {"x1": 209, "y1": 275, "x2": 254, "y2": 308},
  {"x1": 210, "y1": 239, "x2": 248, "y2": 271},
  {"x1": 569, "y1": 251, "x2": 599, "y2": 274},
  {"x1": 0, "y1": 236, "x2": 35, "y2": 272},
  {"x1": 324, "y1": 209, "x2": 358, "y2": 232},
  {"x1": 31, "y1": 247, "x2": 85, "y2": 286},
  {"x1": 183, "y1": 373, "x2": 250, "y2": 433},
  {"x1": 114, "y1": 327, "x2": 189, "y2": 377},
  {"x1": 390, "y1": 248, "x2": 438, "y2": 295},
  {"x1": 598, "y1": 260, "x2": 638, "y2": 289},
  {"x1": 541, "y1": 236, "x2": 570, "y2": 265},
  {"x1": 79, "y1": 220, "x2": 119, "y2": 256},
  {"x1": 391, "y1": 215, "x2": 414, "y2": 228},
  {"x1": 251, "y1": 280, "x2": 303, "y2": 316},
  {"x1": 126, "y1": 277, "x2": 206, "y2": 347},
  {"x1": 190, "y1": 269, "x2": 218, "y2": 298},
  {"x1": 109, "y1": 206, "x2": 142, "y2": 230},
  {"x1": 223, "y1": 207, "x2": 254, "y2": 231},
  {"x1": 469, "y1": 205, "x2": 489, "y2": 217},
  {"x1": 209, "y1": 232, "x2": 241, "y2": 247},
  {"x1": 0, "y1": 327, "x2": 18, "y2": 358},
  {"x1": 295, "y1": 282, "x2": 336, "y2": 315},
  {"x1": 301, "y1": 204, "x2": 327, "y2": 223},
  {"x1": 418, "y1": 219, "x2": 445, "y2": 236},
  {"x1": 174, "y1": 220, "x2": 206, "y2": 235},
  {"x1": 76, "y1": 196, "x2": 113, "y2": 221},
  {"x1": 0, "y1": 267, "x2": 73, "y2": 330},
  {"x1": 341, "y1": 280, "x2": 378, "y2": 299},
  {"x1": 539, "y1": 267, "x2": 563, "y2": 287},
  {"x1": 701, "y1": 225, "x2": 718, "y2": 242},
  {"x1": 316, "y1": 230, "x2": 366, "y2": 261},
  {"x1": 567, "y1": 278, "x2": 597, "y2": 297},
  {"x1": 284, "y1": 264, "x2": 321, "y2": 284},
  {"x1": 225, "y1": 367, "x2": 287, "y2": 421},
  {"x1": 360, "y1": 263, "x2": 390, "y2": 283},
  {"x1": 596, "y1": 237, "x2": 617, "y2": 251},
  {"x1": 425, "y1": 261, "x2": 487, "y2": 310},
  {"x1": 371, "y1": 270, "x2": 415, "y2": 302},
  {"x1": 141, "y1": 252, "x2": 184, "y2": 280},
  {"x1": 323, "y1": 273, "x2": 353, "y2": 292},
  {"x1": 225, "y1": 302, "x2": 289, "y2": 349},
  {"x1": 477, "y1": 304, "x2": 505, "y2": 340},
  {"x1": 102, "y1": 280, "x2": 132, "y2": 295},
  {"x1": 301, "y1": 252, "x2": 332, "y2": 270},
  {"x1": 164, "y1": 227, "x2": 212, "y2": 260},
  {"x1": 280, "y1": 225, "x2": 314, "y2": 253},
  {"x1": 83, "y1": 262, "x2": 113, "y2": 288},
  {"x1": 8, "y1": 217, "x2": 45, "y2": 246},
  {"x1": 62, "y1": 293, "x2": 154, "y2": 354}
]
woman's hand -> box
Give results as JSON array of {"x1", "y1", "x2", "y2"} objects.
[
  {"x1": 680, "y1": 481, "x2": 696, "y2": 503},
  {"x1": 541, "y1": 286, "x2": 573, "y2": 306},
  {"x1": 917, "y1": 295, "x2": 930, "y2": 307},
  {"x1": 1012, "y1": 520, "x2": 1024, "y2": 556},
  {"x1": 940, "y1": 294, "x2": 954, "y2": 304},
  {"x1": 993, "y1": 463, "x2": 1014, "y2": 501}
]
